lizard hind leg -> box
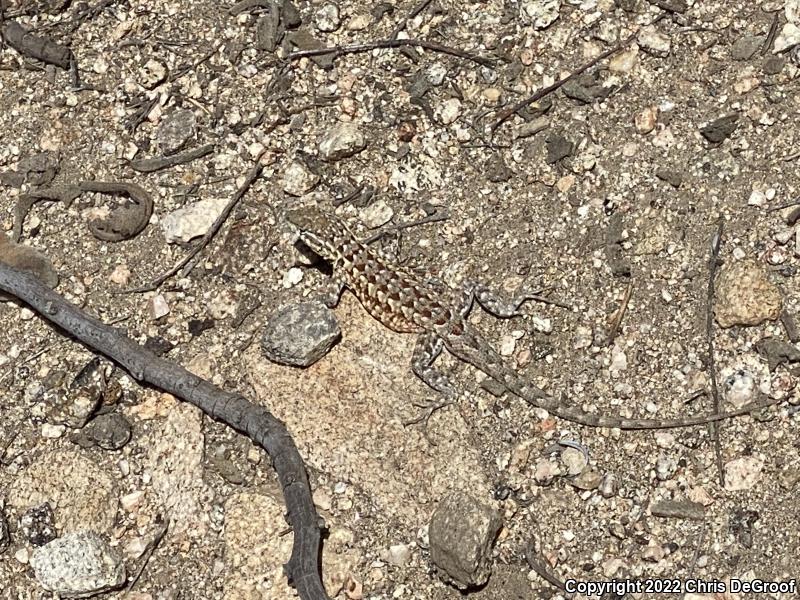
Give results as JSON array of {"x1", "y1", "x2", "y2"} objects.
[
  {"x1": 457, "y1": 280, "x2": 532, "y2": 319},
  {"x1": 459, "y1": 280, "x2": 570, "y2": 319},
  {"x1": 404, "y1": 332, "x2": 458, "y2": 428}
]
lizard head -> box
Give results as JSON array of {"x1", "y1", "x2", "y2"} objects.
[{"x1": 284, "y1": 204, "x2": 342, "y2": 262}]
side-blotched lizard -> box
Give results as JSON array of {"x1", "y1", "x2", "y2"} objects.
[{"x1": 285, "y1": 205, "x2": 779, "y2": 430}]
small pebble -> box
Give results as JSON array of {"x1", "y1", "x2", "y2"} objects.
[
  {"x1": 724, "y1": 456, "x2": 764, "y2": 491},
  {"x1": 148, "y1": 294, "x2": 170, "y2": 320},
  {"x1": 438, "y1": 98, "x2": 462, "y2": 125},
  {"x1": 314, "y1": 3, "x2": 341, "y2": 32},
  {"x1": 359, "y1": 200, "x2": 394, "y2": 229},
  {"x1": 634, "y1": 106, "x2": 658, "y2": 134},
  {"x1": 637, "y1": 26, "x2": 671, "y2": 57},
  {"x1": 386, "y1": 543, "x2": 412, "y2": 567}
]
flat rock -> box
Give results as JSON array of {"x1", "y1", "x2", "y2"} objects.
[
  {"x1": 9, "y1": 451, "x2": 118, "y2": 534},
  {"x1": 655, "y1": 167, "x2": 684, "y2": 188},
  {"x1": 700, "y1": 113, "x2": 739, "y2": 144},
  {"x1": 283, "y1": 161, "x2": 319, "y2": 196},
  {"x1": 520, "y1": 0, "x2": 560, "y2": 30},
  {"x1": 161, "y1": 197, "x2": 229, "y2": 243},
  {"x1": 156, "y1": 109, "x2": 196, "y2": 155},
  {"x1": 731, "y1": 35, "x2": 765, "y2": 61},
  {"x1": 429, "y1": 493, "x2": 501, "y2": 589},
  {"x1": 147, "y1": 403, "x2": 211, "y2": 537},
  {"x1": 651, "y1": 499, "x2": 706, "y2": 521},
  {"x1": 724, "y1": 456, "x2": 764, "y2": 491},
  {"x1": 715, "y1": 259, "x2": 782, "y2": 327},
  {"x1": 30, "y1": 531, "x2": 125, "y2": 598},
  {"x1": 318, "y1": 122, "x2": 367, "y2": 161}
]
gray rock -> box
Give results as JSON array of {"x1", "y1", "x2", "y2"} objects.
[
  {"x1": 637, "y1": 25, "x2": 671, "y2": 57},
  {"x1": 157, "y1": 109, "x2": 196, "y2": 155},
  {"x1": 283, "y1": 161, "x2": 319, "y2": 196},
  {"x1": 319, "y1": 122, "x2": 367, "y2": 161},
  {"x1": 72, "y1": 413, "x2": 132, "y2": 450},
  {"x1": 46, "y1": 358, "x2": 106, "y2": 429},
  {"x1": 700, "y1": 113, "x2": 739, "y2": 144},
  {"x1": 655, "y1": 167, "x2": 683, "y2": 188},
  {"x1": 731, "y1": 35, "x2": 765, "y2": 61},
  {"x1": 260, "y1": 302, "x2": 341, "y2": 367},
  {"x1": 651, "y1": 499, "x2": 706, "y2": 521},
  {"x1": 314, "y1": 3, "x2": 340, "y2": 32},
  {"x1": 756, "y1": 338, "x2": 800, "y2": 371},
  {"x1": 281, "y1": 0, "x2": 301, "y2": 27},
  {"x1": 485, "y1": 154, "x2": 512, "y2": 183},
  {"x1": 763, "y1": 56, "x2": 785, "y2": 75},
  {"x1": 20, "y1": 503, "x2": 57, "y2": 546},
  {"x1": 256, "y1": 4, "x2": 282, "y2": 52},
  {"x1": 520, "y1": 0, "x2": 560, "y2": 30},
  {"x1": 429, "y1": 493, "x2": 501, "y2": 589},
  {"x1": 285, "y1": 29, "x2": 335, "y2": 69},
  {"x1": 545, "y1": 134, "x2": 573, "y2": 164},
  {"x1": 30, "y1": 531, "x2": 126, "y2": 598}
]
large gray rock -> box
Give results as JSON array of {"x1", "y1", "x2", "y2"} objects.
[
  {"x1": 30, "y1": 531, "x2": 125, "y2": 598},
  {"x1": 429, "y1": 493, "x2": 501, "y2": 589}
]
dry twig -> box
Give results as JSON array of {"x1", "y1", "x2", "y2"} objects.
[
  {"x1": 285, "y1": 37, "x2": 495, "y2": 68},
  {"x1": 490, "y1": 19, "x2": 665, "y2": 131},
  {"x1": 122, "y1": 156, "x2": 264, "y2": 293},
  {"x1": 706, "y1": 218, "x2": 725, "y2": 487},
  {"x1": 0, "y1": 263, "x2": 330, "y2": 600}
]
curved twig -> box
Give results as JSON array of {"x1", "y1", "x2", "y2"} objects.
[{"x1": 0, "y1": 263, "x2": 330, "y2": 600}]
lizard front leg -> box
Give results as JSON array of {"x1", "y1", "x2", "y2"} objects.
[
  {"x1": 404, "y1": 332, "x2": 458, "y2": 426},
  {"x1": 317, "y1": 258, "x2": 346, "y2": 308}
]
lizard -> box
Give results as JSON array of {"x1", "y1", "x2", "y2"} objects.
[{"x1": 284, "y1": 204, "x2": 782, "y2": 430}]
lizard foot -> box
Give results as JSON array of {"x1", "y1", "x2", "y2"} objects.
[{"x1": 402, "y1": 399, "x2": 454, "y2": 441}]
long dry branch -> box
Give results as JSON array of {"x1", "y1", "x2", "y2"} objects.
[{"x1": 0, "y1": 263, "x2": 330, "y2": 600}]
